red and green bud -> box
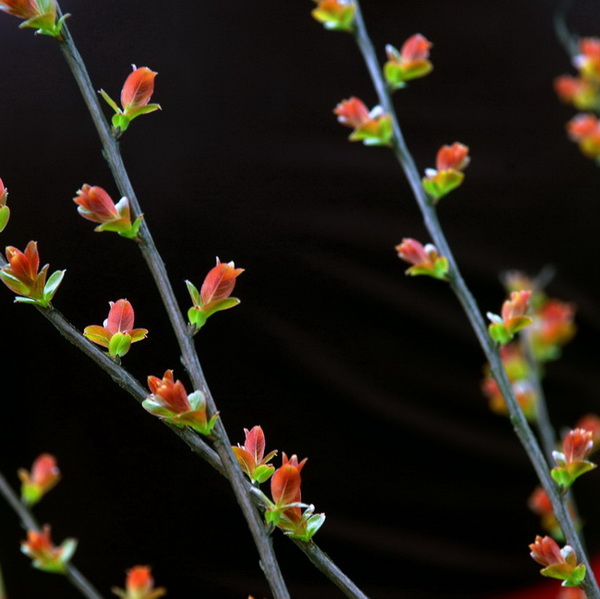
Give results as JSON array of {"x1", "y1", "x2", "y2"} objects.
[
  {"x1": 529, "y1": 299, "x2": 576, "y2": 362},
  {"x1": 112, "y1": 565, "x2": 167, "y2": 599},
  {"x1": 575, "y1": 37, "x2": 600, "y2": 82},
  {"x1": 552, "y1": 428, "x2": 597, "y2": 489},
  {"x1": 143, "y1": 370, "x2": 218, "y2": 436},
  {"x1": 311, "y1": 0, "x2": 355, "y2": 32},
  {"x1": 264, "y1": 454, "x2": 325, "y2": 541},
  {"x1": 487, "y1": 290, "x2": 533, "y2": 345},
  {"x1": 73, "y1": 185, "x2": 142, "y2": 239},
  {"x1": 21, "y1": 525, "x2": 77, "y2": 574},
  {"x1": 0, "y1": 0, "x2": 67, "y2": 37},
  {"x1": 0, "y1": 241, "x2": 65, "y2": 307},
  {"x1": 422, "y1": 143, "x2": 470, "y2": 202},
  {"x1": 18, "y1": 453, "x2": 60, "y2": 506},
  {"x1": 99, "y1": 66, "x2": 160, "y2": 136},
  {"x1": 384, "y1": 34, "x2": 433, "y2": 90},
  {"x1": 529, "y1": 535, "x2": 586, "y2": 587},
  {"x1": 0, "y1": 179, "x2": 9, "y2": 233},
  {"x1": 334, "y1": 97, "x2": 393, "y2": 146},
  {"x1": 395, "y1": 238, "x2": 448, "y2": 280},
  {"x1": 566, "y1": 113, "x2": 600, "y2": 161},
  {"x1": 186, "y1": 258, "x2": 244, "y2": 332},
  {"x1": 554, "y1": 75, "x2": 600, "y2": 111},
  {"x1": 232, "y1": 426, "x2": 278, "y2": 484},
  {"x1": 83, "y1": 299, "x2": 148, "y2": 360}
]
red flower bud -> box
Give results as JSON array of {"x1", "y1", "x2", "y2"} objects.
[
  {"x1": 21, "y1": 525, "x2": 77, "y2": 573},
  {"x1": 113, "y1": 565, "x2": 167, "y2": 599},
  {"x1": 121, "y1": 66, "x2": 158, "y2": 112},
  {"x1": 0, "y1": 241, "x2": 64, "y2": 307},
  {"x1": 18, "y1": 453, "x2": 60, "y2": 506},
  {"x1": 84, "y1": 299, "x2": 148, "y2": 359}
]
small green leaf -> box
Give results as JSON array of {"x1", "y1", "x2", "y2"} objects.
[
  {"x1": 43, "y1": 269, "x2": 65, "y2": 304},
  {"x1": 0, "y1": 206, "x2": 10, "y2": 233},
  {"x1": 185, "y1": 280, "x2": 201, "y2": 306},
  {"x1": 187, "y1": 390, "x2": 206, "y2": 411},
  {"x1": 265, "y1": 509, "x2": 281, "y2": 527},
  {"x1": 99, "y1": 89, "x2": 121, "y2": 114},
  {"x1": 188, "y1": 307, "x2": 207, "y2": 329},
  {"x1": 126, "y1": 103, "x2": 161, "y2": 120},
  {"x1": 253, "y1": 464, "x2": 275, "y2": 484},
  {"x1": 203, "y1": 297, "x2": 241, "y2": 318},
  {"x1": 488, "y1": 322, "x2": 512, "y2": 345},
  {"x1": 108, "y1": 332, "x2": 131, "y2": 357}
]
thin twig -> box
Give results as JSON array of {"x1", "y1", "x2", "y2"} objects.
[
  {"x1": 0, "y1": 276, "x2": 368, "y2": 598},
  {"x1": 0, "y1": 470, "x2": 104, "y2": 599},
  {"x1": 55, "y1": 9, "x2": 291, "y2": 598},
  {"x1": 350, "y1": 2, "x2": 600, "y2": 596},
  {"x1": 554, "y1": 0, "x2": 579, "y2": 58}
]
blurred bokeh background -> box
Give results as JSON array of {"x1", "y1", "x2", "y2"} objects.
[{"x1": 1, "y1": 0, "x2": 600, "y2": 597}]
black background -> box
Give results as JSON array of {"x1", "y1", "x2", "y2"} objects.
[{"x1": 1, "y1": 1, "x2": 600, "y2": 598}]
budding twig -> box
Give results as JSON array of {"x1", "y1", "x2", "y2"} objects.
[
  {"x1": 349, "y1": 1, "x2": 600, "y2": 596},
  {"x1": 0, "y1": 470, "x2": 104, "y2": 599}
]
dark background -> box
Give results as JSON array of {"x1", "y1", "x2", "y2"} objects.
[{"x1": 1, "y1": 0, "x2": 600, "y2": 597}]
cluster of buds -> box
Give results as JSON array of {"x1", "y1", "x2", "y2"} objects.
[
  {"x1": 566, "y1": 113, "x2": 600, "y2": 162},
  {"x1": 529, "y1": 535, "x2": 586, "y2": 588},
  {"x1": 84, "y1": 299, "x2": 148, "y2": 360},
  {"x1": 21, "y1": 525, "x2": 77, "y2": 574},
  {"x1": 334, "y1": 97, "x2": 393, "y2": 147},
  {"x1": 311, "y1": 0, "x2": 355, "y2": 32},
  {"x1": 186, "y1": 258, "x2": 244, "y2": 332},
  {"x1": 18, "y1": 453, "x2": 60, "y2": 506},
  {"x1": 143, "y1": 370, "x2": 218, "y2": 436},
  {"x1": 481, "y1": 344, "x2": 538, "y2": 420},
  {"x1": 555, "y1": 38, "x2": 600, "y2": 111},
  {"x1": 0, "y1": 241, "x2": 65, "y2": 307},
  {"x1": 0, "y1": 179, "x2": 9, "y2": 233},
  {"x1": 555, "y1": 38, "x2": 600, "y2": 161},
  {"x1": 100, "y1": 66, "x2": 160, "y2": 136},
  {"x1": 421, "y1": 143, "x2": 470, "y2": 202},
  {"x1": 264, "y1": 453, "x2": 325, "y2": 541},
  {"x1": 0, "y1": 0, "x2": 67, "y2": 37},
  {"x1": 384, "y1": 34, "x2": 433, "y2": 90},
  {"x1": 232, "y1": 429, "x2": 324, "y2": 540},
  {"x1": 112, "y1": 565, "x2": 166, "y2": 599},
  {"x1": 232, "y1": 426, "x2": 278, "y2": 484},
  {"x1": 395, "y1": 238, "x2": 449, "y2": 280},
  {"x1": 501, "y1": 270, "x2": 576, "y2": 362},
  {"x1": 528, "y1": 297, "x2": 576, "y2": 362},
  {"x1": 551, "y1": 428, "x2": 597, "y2": 490},
  {"x1": 73, "y1": 185, "x2": 143, "y2": 240},
  {"x1": 487, "y1": 290, "x2": 533, "y2": 345}
]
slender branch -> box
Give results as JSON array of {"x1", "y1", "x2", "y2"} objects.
[
  {"x1": 55, "y1": 11, "x2": 292, "y2": 599},
  {"x1": 350, "y1": 2, "x2": 600, "y2": 597},
  {"x1": 0, "y1": 471, "x2": 104, "y2": 599},
  {"x1": 519, "y1": 265, "x2": 559, "y2": 463},
  {"x1": 291, "y1": 539, "x2": 369, "y2": 599},
  {"x1": 554, "y1": 0, "x2": 579, "y2": 58}
]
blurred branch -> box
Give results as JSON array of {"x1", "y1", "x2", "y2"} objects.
[
  {"x1": 350, "y1": 1, "x2": 600, "y2": 596},
  {"x1": 0, "y1": 470, "x2": 103, "y2": 599},
  {"x1": 554, "y1": 0, "x2": 579, "y2": 57}
]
